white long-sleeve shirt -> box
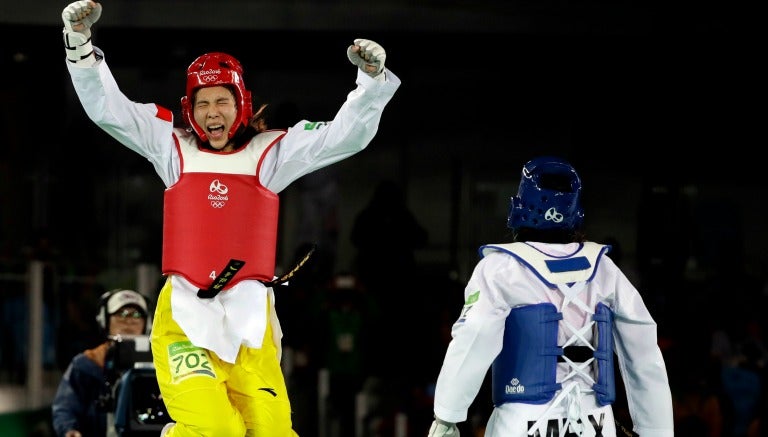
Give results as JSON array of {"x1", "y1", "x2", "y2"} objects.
[
  {"x1": 433, "y1": 242, "x2": 674, "y2": 437},
  {"x1": 66, "y1": 48, "x2": 401, "y2": 362}
]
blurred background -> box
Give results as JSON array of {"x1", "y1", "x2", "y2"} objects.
[{"x1": 0, "y1": 0, "x2": 765, "y2": 436}]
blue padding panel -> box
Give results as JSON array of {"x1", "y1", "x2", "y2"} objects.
[{"x1": 545, "y1": 256, "x2": 591, "y2": 273}]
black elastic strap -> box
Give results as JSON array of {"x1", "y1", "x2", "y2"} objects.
[
  {"x1": 196, "y1": 244, "x2": 316, "y2": 298},
  {"x1": 262, "y1": 244, "x2": 316, "y2": 288},
  {"x1": 197, "y1": 259, "x2": 245, "y2": 299},
  {"x1": 557, "y1": 345, "x2": 594, "y2": 363}
]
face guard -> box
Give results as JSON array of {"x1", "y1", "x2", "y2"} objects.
[
  {"x1": 180, "y1": 52, "x2": 253, "y2": 142},
  {"x1": 507, "y1": 156, "x2": 584, "y2": 232}
]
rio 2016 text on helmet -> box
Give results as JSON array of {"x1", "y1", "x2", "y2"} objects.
[{"x1": 180, "y1": 52, "x2": 253, "y2": 143}]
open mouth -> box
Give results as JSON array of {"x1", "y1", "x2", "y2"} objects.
[{"x1": 207, "y1": 124, "x2": 226, "y2": 140}]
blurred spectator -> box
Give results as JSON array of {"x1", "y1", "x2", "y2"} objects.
[
  {"x1": 351, "y1": 179, "x2": 428, "y2": 292},
  {"x1": 51, "y1": 289, "x2": 149, "y2": 437},
  {"x1": 320, "y1": 274, "x2": 370, "y2": 437},
  {"x1": 350, "y1": 178, "x2": 428, "y2": 355},
  {"x1": 294, "y1": 167, "x2": 341, "y2": 285},
  {"x1": 279, "y1": 242, "x2": 326, "y2": 436},
  {"x1": 670, "y1": 348, "x2": 724, "y2": 437},
  {"x1": 350, "y1": 179, "x2": 428, "y2": 431},
  {"x1": 720, "y1": 317, "x2": 767, "y2": 437}
]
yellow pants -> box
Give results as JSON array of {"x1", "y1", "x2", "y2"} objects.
[{"x1": 151, "y1": 278, "x2": 299, "y2": 437}]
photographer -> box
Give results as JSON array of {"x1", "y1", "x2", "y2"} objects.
[{"x1": 51, "y1": 289, "x2": 149, "y2": 437}]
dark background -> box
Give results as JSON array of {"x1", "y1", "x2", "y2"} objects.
[
  {"x1": 0, "y1": 1, "x2": 765, "y2": 435},
  {"x1": 1, "y1": 12, "x2": 762, "y2": 275}
]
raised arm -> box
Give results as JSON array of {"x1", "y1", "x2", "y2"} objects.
[
  {"x1": 261, "y1": 38, "x2": 401, "y2": 193},
  {"x1": 60, "y1": 0, "x2": 179, "y2": 186},
  {"x1": 62, "y1": 0, "x2": 102, "y2": 66}
]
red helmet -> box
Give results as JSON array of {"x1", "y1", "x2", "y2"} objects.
[{"x1": 180, "y1": 52, "x2": 253, "y2": 142}]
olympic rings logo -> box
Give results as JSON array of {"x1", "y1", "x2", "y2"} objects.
[
  {"x1": 544, "y1": 207, "x2": 564, "y2": 223},
  {"x1": 201, "y1": 75, "x2": 219, "y2": 83},
  {"x1": 211, "y1": 201, "x2": 225, "y2": 208}
]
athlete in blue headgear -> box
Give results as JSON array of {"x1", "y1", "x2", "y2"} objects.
[{"x1": 428, "y1": 156, "x2": 674, "y2": 437}]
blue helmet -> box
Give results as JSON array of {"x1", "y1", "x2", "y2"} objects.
[{"x1": 507, "y1": 156, "x2": 584, "y2": 231}]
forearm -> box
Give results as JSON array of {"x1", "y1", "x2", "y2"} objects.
[
  {"x1": 66, "y1": 52, "x2": 177, "y2": 174},
  {"x1": 326, "y1": 68, "x2": 401, "y2": 150},
  {"x1": 61, "y1": 0, "x2": 175, "y2": 169},
  {"x1": 262, "y1": 69, "x2": 400, "y2": 192},
  {"x1": 51, "y1": 386, "x2": 83, "y2": 436},
  {"x1": 615, "y1": 321, "x2": 674, "y2": 434},
  {"x1": 306, "y1": 68, "x2": 400, "y2": 162}
]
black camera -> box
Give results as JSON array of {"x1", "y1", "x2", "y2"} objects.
[{"x1": 103, "y1": 335, "x2": 172, "y2": 436}]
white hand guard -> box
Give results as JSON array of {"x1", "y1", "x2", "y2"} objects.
[
  {"x1": 62, "y1": 1, "x2": 102, "y2": 63},
  {"x1": 428, "y1": 418, "x2": 460, "y2": 437},
  {"x1": 62, "y1": 1, "x2": 102, "y2": 37},
  {"x1": 347, "y1": 38, "x2": 386, "y2": 80}
]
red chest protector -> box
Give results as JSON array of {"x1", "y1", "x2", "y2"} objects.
[{"x1": 162, "y1": 130, "x2": 284, "y2": 289}]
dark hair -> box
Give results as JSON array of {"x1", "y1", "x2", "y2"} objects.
[{"x1": 513, "y1": 227, "x2": 586, "y2": 244}]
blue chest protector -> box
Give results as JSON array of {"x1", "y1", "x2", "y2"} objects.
[
  {"x1": 481, "y1": 242, "x2": 617, "y2": 407},
  {"x1": 492, "y1": 302, "x2": 563, "y2": 405}
]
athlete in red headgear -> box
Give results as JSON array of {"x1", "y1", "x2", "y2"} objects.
[{"x1": 61, "y1": 2, "x2": 400, "y2": 436}]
